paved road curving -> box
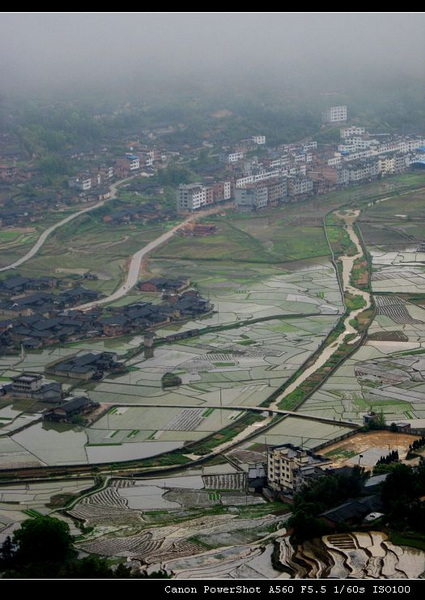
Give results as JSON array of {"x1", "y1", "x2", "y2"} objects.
[
  {"x1": 76, "y1": 202, "x2": 233, "y2": 311},
  {"x1": 0, "y1": 177, "x2": 132, "y2": 273},
  {"x1": 76, "y1": 214, "x2": 196, "y2": 311}
]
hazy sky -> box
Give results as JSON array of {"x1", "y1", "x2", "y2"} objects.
[{"x1": 1, "y1": 12, "x2": 425, "y2": 95}]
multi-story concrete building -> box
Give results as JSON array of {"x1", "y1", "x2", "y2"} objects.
[
  {"x1": 125, "y1": 154, "x2": 140, "y2": 170},
  {"x1": 346, "y1": 159, "x2": 380, "y2": 182},
  {"x1": 302, "y1": 141, "x2": 318, "y2": 151},
  {"x1": 323, "y1": 105, "x2": 348, "y2": 124},
  {"x1": 267, "y1": 443, "x2": 331, "y2": 494},
  {"x1": 97, "y1": 165, "x2": 114, "y2": 181},
  {"x1": 235, "y1": 169, "x2": 281, "y2": 187},
  {"x1": 287, "y1": 176, "x2": 314, "y2": 197},
  {"x1": 205, "y1": 185, "x2": 214, "y2": 206},
  {"x1": 177, "y1": 183, "x2": 207, "y2": 211},
  {"x1": 313, "y1": 165, "x2": 350, "y2": 186},
  {"x1": 210, "y1": 180, "x2": 232, "y2": 203},
  {"x1": 340, "y1": 126, "x2": 366, "y2": 138},
  {"x1": 68, "y1": 173, "x2": 92, "y2": 191},
  {"x1": 235, "y1": 176, "x2": 287, "y2": 211},
  {"x1": 235, "y1": 183, "x2": 268, "y2": 211},
  {"x1": 252, "y1": 135, "x2": 266, "y2": 145},
  {"x1": 378, "y1": 155, "x2": 396, "y2": 176},
  {"x1": 2, "y1": 373, "x2": 62, "y2": 402},
  {"x1": 220, "y1": 151, "x2": 244, "y2": 164},
  {"x1": 115, "y1": 154, "x2": 140, "y2": 177},
  {"x1": 264, "y1": 176, "x2": 287, "y2": 205}
]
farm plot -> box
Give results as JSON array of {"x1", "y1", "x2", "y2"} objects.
[
  {"x1": 18, "y1": 220, "x2": 167, "y2": 295},
  {"x1": 367, "y1": 315, "x2": 425, "y2": 353},
  {"x1": 274, "y1": 531, "x2": 425, "y2": 579},
  {"x1": 0, "y1": 436, "x2": 44, "y2": 470},
  {"x1": 0, "y1": 479, "x2": 95, "y2": 543},
  {"x1": 86, "y1": 441, "x2": 183, "y2": 463},
  {"x1": 90, "y1": 315, "x2": 340, "y2": 419},
  {"x1": 152, "y1": 259, "x2": 343, "y2": 330},
  {"x1": 68, "y1": 473, "x2": 261, "y2": 529},
  {"x1": 0, "y1": 258, "x2": 343, "y2": 469},
  {"x1": 241, "y1": 416, "x2": 353, "y2": 451},
  {"x1": 371, "y1": 264, "x2": 425, "y2": 294},
  {"x1": 162, "y1": 543, "x2": 284, "y2": 580},
  {"x1": 12, "y1": 422, "x2": 89, "y2": 465},
  {"x1": 75, "y1": 506, "x2": 284, "y2": 568},
  {"x1": 302, "y1": 338, "x2": 425, "y2": 423},
  {"x1": 89, "y1": 405, "x2": 245, "y2": 447},
  {"x1": 0, "y1": 405, "x2": 40, "y2": 435},
  {"x1": 374, "y1": 295, "x2": 425, "y2": 324}
]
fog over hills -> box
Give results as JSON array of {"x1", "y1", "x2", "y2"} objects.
[{"x1": 0, "y1": 12, "x2": 424, "y2": 99}]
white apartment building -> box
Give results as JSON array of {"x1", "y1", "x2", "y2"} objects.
[
  {"x1": 323, "y1": 105, "x2": 348, "y2": 124},
  {"x1": 338, "y1": 144, "x2": 357, "y2": 154},
  {"x1": 223, "y1": 181, "x2": 232, "y2": 200},
  {"x1": 378, "y1": 155, "x2": 396, "y2": 175},
  {"x1": 302, "y1": 141, "x2": 318, "y2": 151},
  {"x1": 347, "y1": 160, "x2": 380, "y2": 182},
  {"x1": 125, "y1": 154, "x2": 140, "y2": 170},
  {"x1": 345, "y1": 138, "x2": 377, "y2": 151},
  {"x1": 267, "y1": 444, "x2": 331, "y2": 494},
  {"x1": 235, "y1": 169, "x2": 281, "y2": 187},
  {"x1": 340, "y1": 126, "x2": 366, "y2": 138},
  {"x1": 252, "y1": 135, "x2": 266, "y2": 145},
  {"x1": 220, "y1": 151, "x2": 244, "y2": 164},
  {"x1": 177, "y1": 183, "x2": 207, "y2": 211},
  {"x1": 68, "y1": 174, "x2": 92, "y2": 191}
]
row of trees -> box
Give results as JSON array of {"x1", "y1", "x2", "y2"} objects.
[
  {"x1": 375, "y1": 450, "x2": 399, "y2": 466},
  {"x1": 408, "y1": 436, "x2": 425, "y2": 453}
]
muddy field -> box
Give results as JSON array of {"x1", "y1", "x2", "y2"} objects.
[{"x1": 321, "y1": 430, "x2": 422, "y2": 469}]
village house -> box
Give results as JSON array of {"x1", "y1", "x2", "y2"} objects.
[
  {"x1": 68, "y1": 173, "x2": 92, "y2": 191},
  {"x1": 0, "y1": 207, "x2": 37, "y2": 227},
  {"x1": 0, "y1": 164, "x2": 18, "y2": 180},
  {"x1": 46, "y1": 351, "x2": 121, "y2": 380},
  {"x1": 138, "y1": 277, "x2": 190, "y2": 293},
  {"x1": 115, "y1": 153, "x2": 140, "y2": 177},
  {"x1": 319, "y1": 495, "x2": 383, "y2": 529},
  {"x1": 1, "y1": 372, "x2": 62, "y2": 402},
  {"x1": 43, "y1": 394, "x2": 100, "y2": 423}
]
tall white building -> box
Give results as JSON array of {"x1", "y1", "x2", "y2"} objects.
[
  {"x1": 323, "y1": 106, "x2": 348, "y2": 124},
  {"x1": 267, "y1": 443, "x2": 331, "y2": 494},
  {"x1": 177, "y1": 183, "x2": 207, "y2": 211}
]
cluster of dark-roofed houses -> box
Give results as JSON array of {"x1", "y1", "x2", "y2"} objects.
[
  {"x1": 0, "y1": 350, "x2": 129, "y2": 423},
  {"x1": 0, "y1": 366, "x2": 104, "y2": 424},
  {"x1": 0, "y1": 274, "x2": 212, "y2": 353}
]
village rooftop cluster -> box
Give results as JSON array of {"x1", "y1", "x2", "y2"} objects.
[{"x1": 177, "y1": 107, "x2": 425, "y2": 212}]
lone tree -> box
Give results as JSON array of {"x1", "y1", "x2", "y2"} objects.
[
  {"x1": 161, "y1": 372, "x2": 182, "y2": 388},
  {"x1": 12, "y1": 515, "x2": 77, "y2": 565}
]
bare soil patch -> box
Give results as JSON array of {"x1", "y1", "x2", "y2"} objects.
[{"x1": 321, "y1": 430, "x2": 419, "y2": 469}]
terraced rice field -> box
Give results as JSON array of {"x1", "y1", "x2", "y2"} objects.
[{"x1": 275, "y1": 532, "x2": 425, "y2": 579}]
